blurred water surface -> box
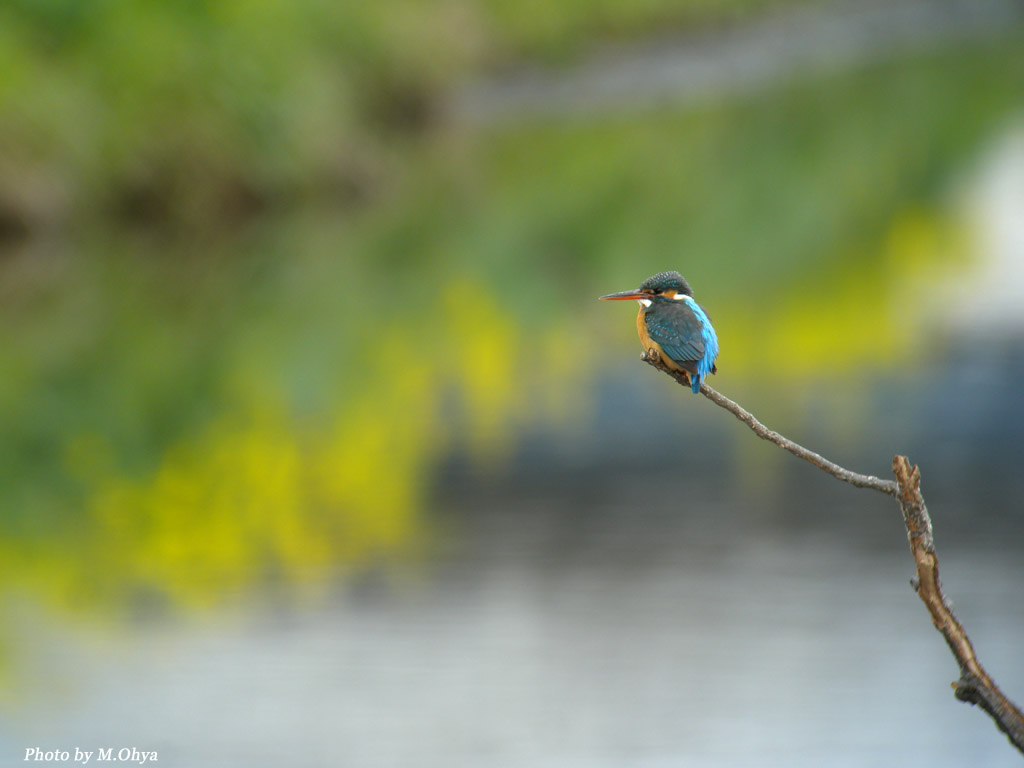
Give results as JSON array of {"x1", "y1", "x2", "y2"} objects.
[{"x1": 4, "y1": 510, "x2": 1024, "y2": 767}]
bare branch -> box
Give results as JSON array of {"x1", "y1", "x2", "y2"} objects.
[
  {"x1": 641, "y1": 350, "x2": 897, "y2": 494},
  {"x1": 892, "y1": 456, "x2": 1024, "y2": 752},
  {"x1": 642, "y1": 350, "x2": 1024, "y2": 755}
]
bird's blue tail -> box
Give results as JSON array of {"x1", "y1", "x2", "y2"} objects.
[{"x1": 690, "y1": 374, "x2": 700, "y2": 394}]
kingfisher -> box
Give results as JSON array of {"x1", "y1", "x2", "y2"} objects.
[{"x1": 600, "y1": 270, "x2": 719, "y2": 393}]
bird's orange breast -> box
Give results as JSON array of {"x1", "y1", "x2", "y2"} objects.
[{"x1": 636, "y1": 305, "x2": 684, "y2": 372}]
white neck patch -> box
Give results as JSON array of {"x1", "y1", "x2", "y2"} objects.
[{"x1": 637, "y1": 298, "x2": 652, "y2": 308}]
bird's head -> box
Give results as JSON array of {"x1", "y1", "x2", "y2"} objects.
[{"x1": 599, "y1": 271, "x2": 694, "y2": 304}]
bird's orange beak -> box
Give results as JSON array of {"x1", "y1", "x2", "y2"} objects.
[{"x1": 599, "y1": 289, "x2": 646, "y2": 301}]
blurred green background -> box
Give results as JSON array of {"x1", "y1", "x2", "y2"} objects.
[{"x1": 2, "y1": 0, "x2": 1024, "y2": 764}]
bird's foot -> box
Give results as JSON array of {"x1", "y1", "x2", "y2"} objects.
[{"x1": 641, "y1": 347, "x2": 662, "y2": 364}]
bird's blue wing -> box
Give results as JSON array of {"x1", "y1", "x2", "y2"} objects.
[{"x1": 644, "y1": 302, "x2": 705, "y2": 365}]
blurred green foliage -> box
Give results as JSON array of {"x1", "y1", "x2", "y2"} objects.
[
  {"x1": 0, "y1": 0, "x2": 794, "y2": 230},
  {"x1": 0, "y1": 0, "x2": 1022, "y2": 637}
]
